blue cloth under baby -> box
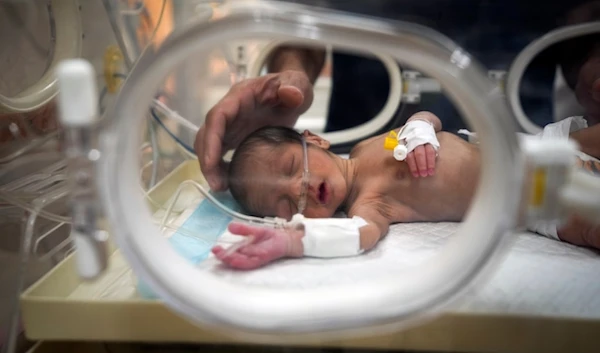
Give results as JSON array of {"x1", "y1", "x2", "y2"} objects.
[{"x1": 137, "y1": 192, "x2": 241, "y2": 299}]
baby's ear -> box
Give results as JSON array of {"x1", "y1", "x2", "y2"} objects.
[{"x1": 303, "y1": 130, "x2": 330, "y2": 150}]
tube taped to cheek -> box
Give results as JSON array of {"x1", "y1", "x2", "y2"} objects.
[
  {"x1": 290, "y1": 214, "x2": 368, "y2": 258},
  {"x1": 394, "y1": 120, "x2": 440, "y2": 161}
]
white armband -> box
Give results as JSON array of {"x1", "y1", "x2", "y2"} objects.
[
  {"x1": 289, "y1": 214, "x2": 368, "y2": 258},
  {"x1": 394, "y1": 120, "x2": 440, "y2": 161}
]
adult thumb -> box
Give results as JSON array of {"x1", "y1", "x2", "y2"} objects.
[{"x1": 277, "y1": 85, "x2": 305, "y2": 109}]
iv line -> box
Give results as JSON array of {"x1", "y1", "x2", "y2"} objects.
[{"x1": 159, "y1": 179, "x2": 286, "y2": 231}]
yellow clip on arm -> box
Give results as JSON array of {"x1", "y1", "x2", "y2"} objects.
[{"x1": 384, "y1": 130, "x2": 399, "y2": 150}]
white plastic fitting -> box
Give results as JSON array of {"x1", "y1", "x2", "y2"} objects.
[{"x1": 55, "y1": 60, "x2": 99, "y2": 127}]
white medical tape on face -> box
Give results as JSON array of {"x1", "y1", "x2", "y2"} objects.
[
  {"x1": 394, "y1": 119, "x2": 440, "y2": 161},
  {"x1": 289, "y1": 214, "x2": 367, "y2": 258}
]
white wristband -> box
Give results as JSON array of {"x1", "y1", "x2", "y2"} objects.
[
  {"x1": 289, "y1": 214, "x2": 368, "y2": 258},
  {"x1": 394, "y1": 120, "x2": 440, "y2": 161}
]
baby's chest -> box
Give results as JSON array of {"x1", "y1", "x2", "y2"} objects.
[{"x1": 351, "y1": 186, "x2": 422, "y2": 223}]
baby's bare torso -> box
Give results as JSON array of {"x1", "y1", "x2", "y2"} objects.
[{"x1": 347, "y1": 131, "x2": 481, "y2": 223}]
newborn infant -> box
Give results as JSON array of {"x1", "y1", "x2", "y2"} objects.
[{"x1": 213, "y1": 112, "x2": 600, "y2": 269}]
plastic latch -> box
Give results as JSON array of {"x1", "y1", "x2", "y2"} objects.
[{"x1": 520, "y1": 137, "x2": 579, "y2": 225}]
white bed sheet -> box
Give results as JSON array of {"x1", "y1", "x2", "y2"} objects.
[{"x1": 203, "y1": 222, "x2": 600, "y2": 319}]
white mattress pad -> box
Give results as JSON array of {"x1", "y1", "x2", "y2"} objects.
[{"x1": 202, "y1": 222, "x2": 600, "y2": 319}]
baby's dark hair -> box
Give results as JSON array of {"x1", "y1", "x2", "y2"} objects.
[{"x1": 228, "y1": 126, "x2": 303, "y2": 215}]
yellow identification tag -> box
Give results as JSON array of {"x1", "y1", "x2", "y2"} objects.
[{"x1": 529, "y1": 167, "x2": 547, "y2": 207}]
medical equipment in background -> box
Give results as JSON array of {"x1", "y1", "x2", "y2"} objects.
[
  {"x1": 0, "y1": 2, "x2": 288, "y2": 351},
  {"x1": 0, "y1": 0, "x2": 81, "y2": 114},
  {"x1": 0, "y1": 1, "x2": 172, "y2": 351},
  {"x1": 507, "y1": 21, "x2": 600, "y2": 134},
  {"x1": 46, "y1": 0, "x2": 600, "y2": 341}
]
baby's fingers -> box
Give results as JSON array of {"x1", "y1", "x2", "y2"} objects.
[
  {"x1": 211, "y1": 245, "x2": 226, "y2": 258},
  {"x1": 405, "y1": 152, "x2": 418, "y2": 178},
  {"x1": 228, "y1": 222, "x2": 269, "y2": 240},
  {"x1": 218, "y1": 251, "x2": 264, "y2": 270},
  {"x1": 425, "y1": 144, "x2": 436, "y2": 176},
  {"x1": 413, "y1": 145, "x2": 428, "y2": 177}
]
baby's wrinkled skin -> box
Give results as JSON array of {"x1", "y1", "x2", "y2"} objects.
[{"x1": 213, "y1": 112, "x2": 600, "y2": 270}]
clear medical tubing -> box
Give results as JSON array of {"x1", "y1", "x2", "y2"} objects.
[
  {"x1": 506, "y1": 22, "x2": 600, "y2": 134},
  {"x1": 99, "y1": 1, "x2": 522, "y2": 339},
  {"x1": 0, "y1": 0, "x2": 82, "y2": 113}
]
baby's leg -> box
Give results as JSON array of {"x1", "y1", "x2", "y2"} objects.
[{"x1": 557, "y1": 215, "x2": 600, "y2": 250}]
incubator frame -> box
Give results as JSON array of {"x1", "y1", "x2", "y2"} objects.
[
  {"x1": 247, "y1": 40, "x2": 404, "y2": 146},
  {"x1": 506, "y1": 22, "x2": 600, "y2": 134},
  {"x1": 99, "y1": 2, "x2": 523, "y2": 337},
  {"x1": 0, "y1": 0, "x2": 81, "y2": 114}
]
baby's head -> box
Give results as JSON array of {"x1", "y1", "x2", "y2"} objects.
[{"x1": 228, "y1": 126, "x2": 349, "y2": 220}]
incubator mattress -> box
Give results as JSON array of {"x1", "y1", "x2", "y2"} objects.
[
  {"x1": 206, "y1": 222, "x2": 600, "y2": 319},
  {"x1": 65, "y1": 220, "x2": 600, "y2": 319}
]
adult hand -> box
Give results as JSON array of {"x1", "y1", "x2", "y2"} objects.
[{"x1": 195, "y1": 70, "x2": 314, "y2": 191}]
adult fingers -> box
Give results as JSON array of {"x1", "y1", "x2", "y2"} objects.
[
  {"x1": 256, "y1": 75, "x2": 282, "y2": 107},
  {"x1": 277, "y1": 85, "x2": 304, "y2": 109},
  {"x1": 196, "y1": 112, "x2": 227, "y2": 190}
]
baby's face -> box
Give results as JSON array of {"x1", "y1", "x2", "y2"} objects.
[{"x1": 241, "y1": 143, "x2": 348, "y2": 220}]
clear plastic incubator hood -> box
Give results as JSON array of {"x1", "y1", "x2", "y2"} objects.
[{"x1": 78, "y1": 0, "x2": 529, "y2": 340}]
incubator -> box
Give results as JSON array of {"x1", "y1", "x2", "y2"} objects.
[{"x1": 1, "y1": 1, "x2": 600, "y2": 353}]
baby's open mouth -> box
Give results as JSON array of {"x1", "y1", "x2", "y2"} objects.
[{"x1": 318, "y1": 182, "x2": 328, "y2": 204}]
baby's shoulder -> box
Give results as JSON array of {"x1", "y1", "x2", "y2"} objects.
[{"x1": 349, "y1": 133, "x2": 385, "y2": 159}]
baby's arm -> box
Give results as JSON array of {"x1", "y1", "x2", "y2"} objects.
[
  {"x1": 349, "y1": 206, "x2": 391, "y2": 251},
  {"x1": 213, "y1": 210, "x2": 392, "y2": 270},
  {"x1": 402, "y1": 111, "x2": 442, "y2": 133}
]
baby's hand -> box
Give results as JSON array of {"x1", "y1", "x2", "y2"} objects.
[
  {"x1": 405, "y1": 143, "x2": 437, "y2": 178},
  {"x1": 212, "y1": 223, "x2": 302, "y2": 270}
]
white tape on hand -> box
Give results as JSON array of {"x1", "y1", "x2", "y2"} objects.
[
  {"x1": 289, "y1": 214, "x2": 368, "y2": 258},
  {"x1": 394, "y1": 120, "x2": 440, "y2": 161}
]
